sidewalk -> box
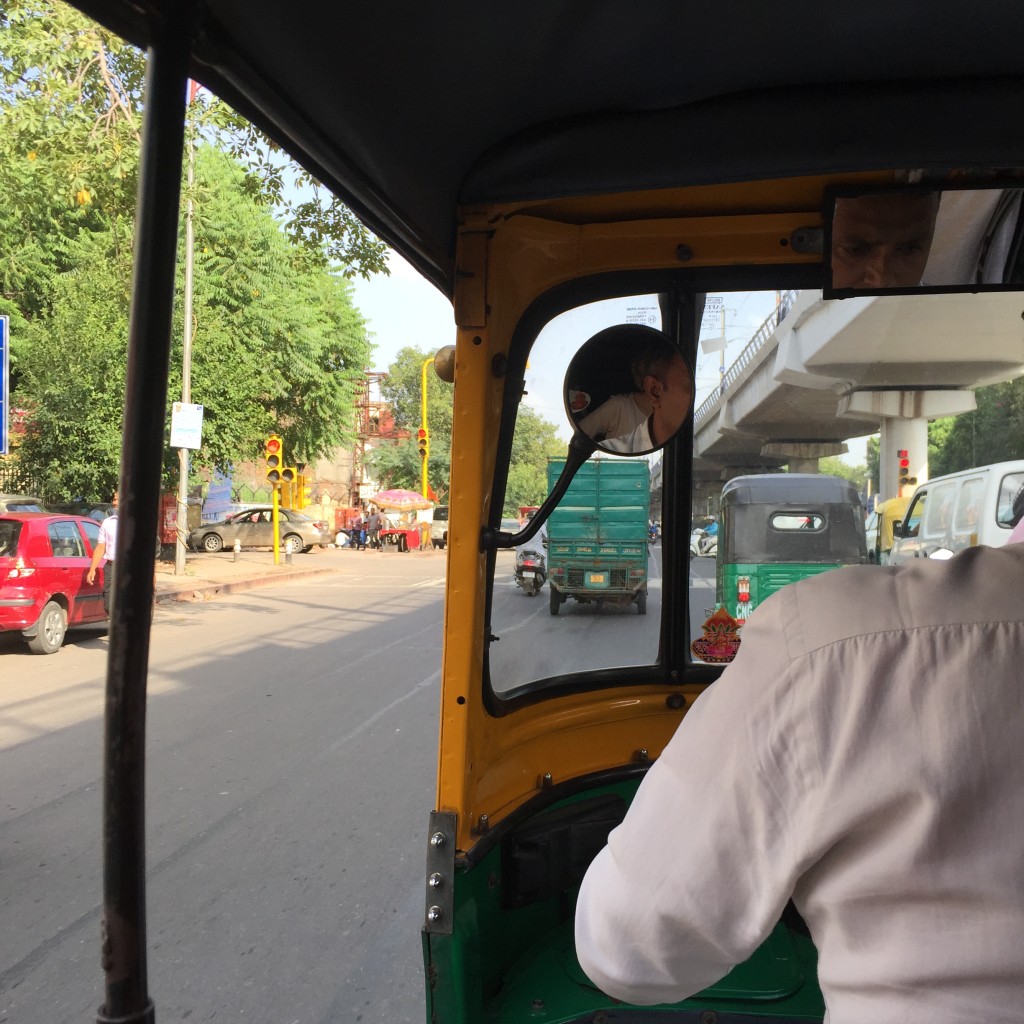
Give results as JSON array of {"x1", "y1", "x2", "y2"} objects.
[
  {"x1": 153, "y1": 546, "x2": 341, "y2": 604},
  {"x1": 153, "y1": 542, "x2": 444, "y2": 604}
]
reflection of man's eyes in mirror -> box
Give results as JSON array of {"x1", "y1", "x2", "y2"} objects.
[{"x1": 831, "y1": 192, "x2": 940, "y2": 290}]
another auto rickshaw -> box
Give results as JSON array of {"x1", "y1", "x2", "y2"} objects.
[{"x1": 717, "y1": 475, "x2": 868, "y2": 622}]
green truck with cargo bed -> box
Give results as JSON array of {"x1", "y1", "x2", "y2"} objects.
[{"x1": 545, "y1": 456, "x2": 651, "y2": 616}]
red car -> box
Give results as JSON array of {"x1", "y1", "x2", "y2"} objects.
[{"x1": 0, "y1": 512, "x2": 108, "y2": 654}]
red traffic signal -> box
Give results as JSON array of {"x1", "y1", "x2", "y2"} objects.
[
  {"x1": 417, "y1": 427, "x2": 429, "y2": 458},
  {"x1": 897, "y1": 449, "x2": 914, "y2": 488},
  {"x1": 265, "y1": 435, "x2": 284, "y2": 480}
]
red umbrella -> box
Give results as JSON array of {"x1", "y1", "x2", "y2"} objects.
[{"x1": 370, "y1": 488, "x2": 434, "y2": 511}]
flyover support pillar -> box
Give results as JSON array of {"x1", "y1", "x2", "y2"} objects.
[
  {"x1": 760, "y1": 441, "x2": 848, "y2": 474},
  {"x1": 838, "y1": 389, "x2": 977, "y2": 503},
  {"x1": 879, "y1": 417, "x2": 929, "y2": 502}
]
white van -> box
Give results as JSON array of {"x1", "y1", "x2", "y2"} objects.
[
  {"x1": 430, "y1": 505, "x2": 449, "y2": 549},
  {"x1": 889, "y1": 460, "x2": 1024, "y2": 564}
]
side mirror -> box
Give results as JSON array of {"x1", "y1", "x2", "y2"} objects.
[
  {"x1": 892, "y1": 521, "x2": 904, "y2": 538},
  {"x1": 564, "y1": 323, "x2": 694, "y2": 456}
]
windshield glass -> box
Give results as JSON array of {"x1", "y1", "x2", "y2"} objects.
[
  {"x1": 489, "y1": 283, "x2": 1024, "y2": 698},
  {"x1": 487, "y1": 294, "x2": 665, "y2": 698}
]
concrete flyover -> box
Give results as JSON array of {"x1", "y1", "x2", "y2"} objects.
[{"x1": 693, "y1": 289, "x2": 1024, "y2": 502}]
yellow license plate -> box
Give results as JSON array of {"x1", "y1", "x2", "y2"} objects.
[{"x1": 588, "y1": 572, "x2": 607, "y2": 585}]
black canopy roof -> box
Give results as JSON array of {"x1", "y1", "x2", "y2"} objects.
[{"x1": 76, "y1": 2, "x2": 1024, "y2": 295}]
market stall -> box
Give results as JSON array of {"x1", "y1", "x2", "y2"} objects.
[{"x1": 371, "y1": 489, "x2": 434, "y2": 552}]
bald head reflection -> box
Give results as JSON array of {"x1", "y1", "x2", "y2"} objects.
[{"x1": 831, "y1": 192, "x2": 940, "y2": 289}]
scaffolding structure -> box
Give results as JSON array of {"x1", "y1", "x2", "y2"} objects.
[{"x1": 352, "y1": 372, "x2": 410, "y2": 506}]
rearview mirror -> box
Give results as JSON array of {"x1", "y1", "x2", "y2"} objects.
[
  {"x1": 564, "y1": 324, "x2": 694, "y2": 456},
  {"x1": 824, "y1": 184, "x2": 1024, "y2": 296}
]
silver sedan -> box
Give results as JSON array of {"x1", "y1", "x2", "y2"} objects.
[{"x1": 188, "y1": 507, "x2": 332, "y2": 554}]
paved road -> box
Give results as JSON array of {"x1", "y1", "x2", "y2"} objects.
[{"x1": 1, "y1": 551, "x2": 445, "y2": 1024}]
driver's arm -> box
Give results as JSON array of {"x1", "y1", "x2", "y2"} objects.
[{"x1": 574, "y1": 599, "x2": 811, "y2": 1004}]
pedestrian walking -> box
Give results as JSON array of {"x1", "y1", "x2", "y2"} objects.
[
  {"x1": 366, "y1": 509, "x2": 382, "y2": 549},
  {"x1": 86, "y1": 491, "x2": 119, "y2": 615}
]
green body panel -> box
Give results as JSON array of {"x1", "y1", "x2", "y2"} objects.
[
  {"x1": 423, "y1": 782, "x2": 825, "y2": 1023},
  {"x1": 546, "y1": 458, "x2": 650, "y2": 601},
  {"x1": 716, "y1": 562, "x2": 843, "y2": 620}
]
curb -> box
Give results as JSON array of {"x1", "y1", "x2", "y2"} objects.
[{"x1": 154, "y1": 565, "x2": 337, "y2": 604}]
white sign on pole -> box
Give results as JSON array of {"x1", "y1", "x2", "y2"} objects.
[
  {"x1": 170, "y1": 402, "x2": 204, "y2": 449},
  {"x1": 700, "y1": 295, "x2": 724, "y2": 336}
]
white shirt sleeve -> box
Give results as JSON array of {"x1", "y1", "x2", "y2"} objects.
[{"x1": 574, "y1": 597, "x2": 813, "y2": 1005}]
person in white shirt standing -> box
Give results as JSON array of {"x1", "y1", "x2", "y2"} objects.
[{"x1": 87, "y1": 491, "x2": 118, "y2": 615}]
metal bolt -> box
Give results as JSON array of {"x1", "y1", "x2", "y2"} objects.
[
  {"x1": 531, "y1": 998, "x2": 544, "y2": 1010},
  {"x1": 428, "y1": 872, "x2": 444, "y2": 889},
  {"x1": 429, "y1": 831, "x2": 446, "y2": 848},
  {"x1": 542, "y1": 772, "x2": 553, "y2": 788},
  {"x1": 700, "y1": 1012, "x2": 718, "y2": 1024},
  {"x1": 477, "y1": 813, "x2": 490, "y2": 833},
  {"x1": 637, "y1": 747, "x2": 650, "y2": 763},
  {"x1": 426, "y1": 905, "x2": 443, "y2": 922}
]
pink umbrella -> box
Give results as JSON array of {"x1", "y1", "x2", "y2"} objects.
[{"x1": 370, "y1": 488, "x2": 434, "y2": 511}]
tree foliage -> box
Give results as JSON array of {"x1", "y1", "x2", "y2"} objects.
[
  {"x1": 366, "y1": 345, "x2": 564, "y2": 508},
  {"x1": 818, "y1": 455, "x2": 867, "y2": 492},
  {"x1": 928, "y1": 380, "x2": 1024, "y2": 476},
  {"x1": 1, "y1": 1, "x2": 378, "y2": 500},
  {"x1": 368, "y1": 346, "x2": 454, "y2": 495}
]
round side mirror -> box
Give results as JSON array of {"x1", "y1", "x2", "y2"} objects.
[{"x1": 563, "y1": 324, "x2": 694, "y2": 456}]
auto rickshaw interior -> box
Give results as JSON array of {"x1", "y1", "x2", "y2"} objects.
[
  {"x1": 55, "y1": 4, "x2": 1024, "y2": 1022},
  {"x1": 436, "y1": 171, "x2": 1024, "y2": 1024}
]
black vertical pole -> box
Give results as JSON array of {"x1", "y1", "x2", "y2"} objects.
[{"x1": 97, "y1": 6, "x2": 192, "y2": 1023}]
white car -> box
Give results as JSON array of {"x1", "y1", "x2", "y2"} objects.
[{"x1": 864, "y1": 509, "x2": 880, "y2": 563}]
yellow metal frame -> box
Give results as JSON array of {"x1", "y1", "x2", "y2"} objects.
[{"x1": 435, "y1": 171, "x2": 898, "y2": 852}]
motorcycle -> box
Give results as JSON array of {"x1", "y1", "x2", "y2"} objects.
[
  {"x1": 648, "y1": 521, "x2": 660, "y2": 543},
  {"x1": 514, "y1": 546, "x2": 547, "y2": 596},
  {"x1": 690, "y1": 528, "x2": 718, "y2": 557}
]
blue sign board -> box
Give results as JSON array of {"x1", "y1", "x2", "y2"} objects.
[{"x1": 0, "y1": 316, "x2": 8, "y2": 456}]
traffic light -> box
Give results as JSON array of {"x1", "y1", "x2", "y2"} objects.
[
  {"x1": 278, "y1": 466, "x2": 297, "y2": 507},
  {"x1": 296, "y1": 473, "x2": 312, "y2": 510},
  {"x1": 417, "y1": 427, "x2": 429, "y2": 459},
  {"x1": 897, "y1": 449, "x2": 916, "y2": 490},
  {"x1": 265, "y1": 435, "x2": 283, "y2": 482}
]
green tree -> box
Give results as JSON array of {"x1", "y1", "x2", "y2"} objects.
[
  {"x1": 369, "y1": 346, "x2": 455, "y2": 494},
  {"x1": 180, "y1": 146, "x2": 371, "y2": 471},
  {"x1": 0, "y1": 0, "x2": 387, "y2": 292},
  {"x1": 865, "y1": 435, "x2": 880, "y2": 494},
  {"x1": 504, "y1": 405, "x2": 566, "y2": 514},
  {"x1": 13, "y1": 145, "x2": 372, "y2": 499},
  {"x1": 928, "y1": 380, "x2": 1024, "y2": 475},
  {"x1": 818, "y1": 455, "x2": 868, "y2": 493},
  {"x1": 14, "y1": 232, "x2": 129, "y2": 500}
]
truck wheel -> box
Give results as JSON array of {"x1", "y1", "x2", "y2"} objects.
[
  {"x1": 549, "y1": 588, "x2": 560, "y2": 616},
  {"x1": 636, "y1": 591, "x2": 647, "y2": 615}
]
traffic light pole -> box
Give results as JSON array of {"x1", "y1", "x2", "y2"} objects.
[
  {"x1": 173, "y1": 96, "x2": 196, "y2": 577},
  {"x1": 272, "y1": 481, "x2": 281, "y2": 564},
  {"x1": 420, "y1": 356, "x2": 434, "y2": 498}
]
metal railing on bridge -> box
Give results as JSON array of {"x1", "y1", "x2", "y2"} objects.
[{"x1": 694, "y1": 290, "x2": 799, "y2": 427}]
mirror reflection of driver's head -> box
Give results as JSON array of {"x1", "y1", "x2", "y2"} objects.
[
  {"x1": 831, "y1": 192, "x2": 940, "y2": 289},
  {"x1": 630, "y1": 336, "x2": 694, "y2": 448}
]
